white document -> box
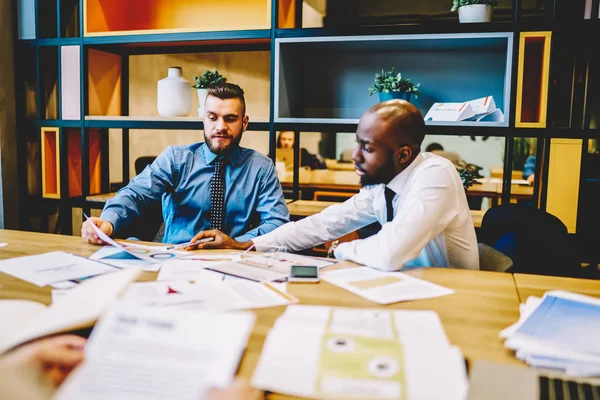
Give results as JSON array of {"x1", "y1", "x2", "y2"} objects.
[
  {"x1": 55, "y1": 304, "x2": 255, "y2": 400},
  {"x1": 252, "y1": 305, "x2": 467, "y2": 400},
  {"x1": 157, "y1": 260, "x2": 235, "y2": 282},
  {"x1": 85, "y1": 217, "x2": 188, "y2": 263},
  {"x1": 424, "y1": 102, "x2": 475, "y2": 122},
  {"x1": 120, "y1": 279, "x2": 296, "y2": 311},
  {"x1": 208, "y1": 252, "x2": 334, "y2": 282},
  {"x1": 89, "y1": 246, "x2": 162, "y2": 272},
  {"x1": 0, "y1": 251, "x2": 118, "y2": 287},
  {"x1": 321, "y1": 267, "x2": 455, "y2": 305},
  {"x1": 0, "y1": 300, "x2": 47, "y2": 351},
  {"x1": 0, "y1": 267, "x2": 141, "y2": 353}
]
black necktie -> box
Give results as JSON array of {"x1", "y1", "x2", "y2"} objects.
[
  {"x1": 210, "y1": 157, "x2": 229, "y2": 231},
  {"x1": 385, "y1": 187, "x2": 396, "y2": 222}
]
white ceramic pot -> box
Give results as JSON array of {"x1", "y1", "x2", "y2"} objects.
[
  {"x1": 157, "y1": 67, "x2": 191, "y2": 117},
  {"x1": 196, "y1": 88, "x2": 209, "y2": 117},
  {"x1": 458, "y1": 4, "x2": 493, "y2": 23}
]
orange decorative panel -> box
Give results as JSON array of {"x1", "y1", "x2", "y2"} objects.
[
  {"x1": 41, "y1": 127, "x2": 60, "y2": 199},
  {"x1": 88, "y1": 48, "x2": 121, "y2": 116},
  {"x1": 278, "y1": 0, "x2": 297, "y2": 28},
  {"x1": 89, "y1": 129, "x2": 103, "y2": 195},
  {"x1": 66, "y1": 128, "x2": 103, "y2": 197},
  {"x1": 84, "y1": 0, "x2": 272, "y2": 36},
  {"x1": 67, "y1": 129, "x2": 83, "y2": 197}
]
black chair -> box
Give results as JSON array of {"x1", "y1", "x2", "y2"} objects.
[
  {"x1": 479, "y1": 205, "x2": 580, "y2": 278},
  {"x1": 115, "y1": 156, "x2": 165, "y2": 242}
]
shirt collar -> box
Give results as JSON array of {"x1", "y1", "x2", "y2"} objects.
[
  {"x1": 387, "y1": 152, "x2": 424, "y2": 194},
  {"x1": 201, "y1": 143, "x2": 241, "y2": 166}
]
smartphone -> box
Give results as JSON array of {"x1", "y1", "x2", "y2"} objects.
[{"x1": 289, "y1": 265, "x2": 320, "y2": 283}]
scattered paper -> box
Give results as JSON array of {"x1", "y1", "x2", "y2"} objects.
[
  {"x1": 51, "y1": 289, "x2": 70, "y2": 305},
  {"x1": 0, "y1": 243, "x2": 7, "y2": 248},
  {"x1": 0, "y1": 300, "x2": 47, "y2": 351},
  {"x1": 208, "y1": 252, "x2": 335, "y2": 282},
  {"x1": 89, "y1": 246, "x2": 162, "y2": 272},
  {"x1": 157, "y1": 260, "x2": 235, "y2": 282},
  {"x1": 50, "y1": 280, "x2": 79, "y2": 290},
  {"x1": 0, "y1": 251, "x2": 118, "y2": 287},
  {"x1": 84, "y1": 216, "x2": 188, "y2": 263},
  {"x1": 120, "y1": 278, "x2": 296, "y2": 311},
  {"x1": 321, "y1": 267, "x2": 454, "y2": 305},
  {"x1": 252, "y1": 305, "x2": 467, "y2": 400},
  {"x1": 55, "y1": 304, "x2": 256, "y2": 400}
]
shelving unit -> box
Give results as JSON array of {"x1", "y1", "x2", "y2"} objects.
[{"x1": 13, "y1": 0, "x2": 600, "y2": 255}]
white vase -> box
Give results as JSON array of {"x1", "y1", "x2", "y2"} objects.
[
  {"x1": 157, "y1": 67, "x2": 191, "y2": 117},
  {"x1": 197, "y1": 88, "x2": 209, "y2": 117},
  {"x1": 458, "y1": 4, "x2": 493, "y2": 23}
]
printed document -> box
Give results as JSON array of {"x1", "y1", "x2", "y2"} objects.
[
  {"x1": 157, "y1": 259, "x2": 236, "y2": 282},
  {"x1": 0, "y1": 268, "x2": 140, "y2": 353},
  {"x1": 252, "y1": 305, "x2": 467, "y2": 400},
  {"x1": 321, "y1": 267, "x2": 454, "y2": 305},
  {"x1": 0, "y1": 251, "x2": 117, "y2": 287},
  {"x1": 55, "y1": 304, "x2": 255, "y2": 400}
]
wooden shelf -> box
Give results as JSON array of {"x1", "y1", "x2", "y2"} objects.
[
  {"x1": 84, "y1": 0, "x2": 273, "y2": 37},
  {"x1": 275, "y1": 32, "x2": 513, "y2": 125},
  {"x1": 84, "y1": 116, "x2": 270, "y2": 131}
]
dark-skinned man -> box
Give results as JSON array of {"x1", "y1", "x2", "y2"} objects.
[
  {"x1": 185, "y1": 100, "x2": 479, "y2": 271},
  {"x1": 81, "y1": 83, "x2": 289, "y2": 246}
]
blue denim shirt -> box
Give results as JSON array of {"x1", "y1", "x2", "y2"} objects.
[{"x1": 101, "y1": 143, "x2": 289, "y2": 244}]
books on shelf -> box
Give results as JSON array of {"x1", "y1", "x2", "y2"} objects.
[{"x1": 424, "y1": 96, "x2": 504, "y2": 123}]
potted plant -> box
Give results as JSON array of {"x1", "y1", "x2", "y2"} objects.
[
  {"x1": 193, "y1": 69, "x2": 227, "y2": 117},
  {"x1": 451, "y1": 0, "x2": 499, "y2": 23},
  {"x1": 368, "y1": 67, "x2": 420, "y2": 103}
]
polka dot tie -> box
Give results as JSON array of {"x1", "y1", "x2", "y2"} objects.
[{"x1": 210, "y1": 157, "x2": 229, "y2": 232}]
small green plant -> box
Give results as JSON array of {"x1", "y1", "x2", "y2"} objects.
[
  {"x1": 458, "y1": 168, "x2": 477, "y2": 189},
  {"x1": 451, "y1": 0, "x2": 499, "y2": 12},
  {"x1": 193, "y1": 69, "x2": 227, "y2": 89},
  {"x1": 368, "y1": 68, "x2": 420, "y2": 97}
]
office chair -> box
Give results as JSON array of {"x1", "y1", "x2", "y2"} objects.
[
  {"x1": 479, "y1": 205, "x2": 580, "y2": 277},
  {"x1": 115, "y1": 156, "x2": 165, "y2": 242}
]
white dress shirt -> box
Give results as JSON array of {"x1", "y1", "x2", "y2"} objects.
[{"x1": 252, "y1": 152, "x2": 480, "y2": 271}]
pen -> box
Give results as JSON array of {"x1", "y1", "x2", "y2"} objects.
[{"x1": 166, "y1": 237, "x2": 215, "y2": 250}]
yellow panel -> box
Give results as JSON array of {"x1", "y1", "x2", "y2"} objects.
[
  {"x1": 41, "y1": 127, "x2": 61, "y2": 199},
  {"x1": 546, "y1": 139, "x2": 582, "y2": 233},
  {"x1": 515, "y1": 32, "x2": 552, "y2": 128}
]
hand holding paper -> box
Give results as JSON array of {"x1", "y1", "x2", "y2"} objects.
[{"x1": 81, "y1": 215, "x2": 114, "y2": 245}]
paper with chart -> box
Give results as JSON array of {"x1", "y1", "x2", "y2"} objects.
[
  {"x1": 119, "y1": 278, "x2": 296, "y2": 311},
  {"x1": 321, "y1": 267, "x2": 454, "y2": 305},
  {"x1": 0, "y1": 251, "x2": 118, "y2": 287},
  {"x1": 85, "y1": 216, "x2": 188, "y2": 263},
  {"x1": 207, "y1": 252, "x2": 335, "y2": 282},
  {"x1": 501, "y1": 290, "x2": 600, "y2": 376},
  {"x1": 89, "y1": 246, "x2": 163, "y2": 272},
  {"x1": 252, "y1": 305, "x2": 467, "y2": 400},
  {"x1": 0, "y1": 267, "x2": 140, "y2": 353},
  {"x1": 55, "y1": 304, "x2": 255, "y2": 400},
  {"x1": 156, "y1": 259, "x2": 240, "y2": 281}
]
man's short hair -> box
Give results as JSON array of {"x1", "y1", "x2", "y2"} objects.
[{"x1": 207, "y1": 83, "x2": 246, "y2": 115}]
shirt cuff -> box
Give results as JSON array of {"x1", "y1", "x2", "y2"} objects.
[
  {"x1": 333, "y1": 242, "x2": 353, "y2": 261},
  {"x1": 99, "y1": 211, "x2": 120, "y2": 235},
  {"x1": 234, "y1": 233, "x2": 254, "y2": 243},
  {"x1": 249, "y1": 234, "x2": 275, "y2": 252}
]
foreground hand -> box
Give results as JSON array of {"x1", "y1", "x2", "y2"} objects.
[
  {"x1": 527, "y1": 174, "x2": 535, "y2": 184},
  {"x1": 186, "y1": 230, "x2": 254, "y2": 251},
  {"x1": 206, "y1": 378, "x2": 263, "y2": 400},
  {"x1": 0, "y1": 335, "x2": 86, "y2": 388},
  {"x1": 81, "y1": 217, "x2": 114, "y2": 245}
]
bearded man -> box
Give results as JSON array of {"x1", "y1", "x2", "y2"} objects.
[
  {"x1": 187, "y1": 100, "x2": 479, "y2": 271},
  {"x1": 82, "y1": 83, "x2": 289, "y2": 245}
]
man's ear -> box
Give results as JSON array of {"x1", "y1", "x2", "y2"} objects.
[
  {"x1": 395, "y1": 146, "x2": 413, "y2": 166},
  {"x1": 242, "y1": 115, "x2": 249, "y2": 132}
]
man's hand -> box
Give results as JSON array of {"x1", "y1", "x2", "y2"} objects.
[
  {"x1": 186, "y1": 230, "x2": 254, "y2": 251},
  {"x1": 527, "y1": 173, "x2": 535, "y2": 184},
  {"x1": 0, "y1": 335, "x2": 86, "y2": 388},
  {"x1": 206, "y1": 378, "x2": 263, "y2": 400},
  {"x1": 81, "y1": 217, "x2": 114, "y2": 245}
]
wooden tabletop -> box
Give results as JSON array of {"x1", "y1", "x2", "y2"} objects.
[
  {"x1": 0, "y1": 229, "x2": 523, "y2": 397},
  {"x1": 513, "y1": 273, "x2": 600, "y2": 303}
]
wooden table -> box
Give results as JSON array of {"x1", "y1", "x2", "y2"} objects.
[
  {"x1": 0, "y1": 229, "x2": 524, "y2": 397},
  {"x1": 513, "y1": 273, "x2": 600, "y2": 303}
]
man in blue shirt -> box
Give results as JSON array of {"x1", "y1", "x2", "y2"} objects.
[{"x1": 81, "y1": 83, "x2": 289, "y2": 245}]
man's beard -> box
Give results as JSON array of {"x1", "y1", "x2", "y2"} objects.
[
  {"x1": 204, "y1": 131, "x2": 243, "y2": 155},
  {"x1": 358, "y1": 159, "x2": 395, "y2": 187}
]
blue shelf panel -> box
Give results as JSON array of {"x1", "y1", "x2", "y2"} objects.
[
  {"x1": 83, "y1": 29, "x2": 271, "y2": 46},
  {"x1": 84, "y1": 117, "x2": 270, "y2": 131}
]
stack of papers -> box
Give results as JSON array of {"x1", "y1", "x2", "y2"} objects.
[
  {"x1": 321, "y1": 267, "x2": 454, "y2": 305},
  {"x1": 501, "y1": 291, "x2": 600, "y2": 376},
  {"x1": 55, "y1": 303, "x2": 255, "y2": 400},
  {"x1": 252, "y1": 305, "x2": 467, "y2": 399}
]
